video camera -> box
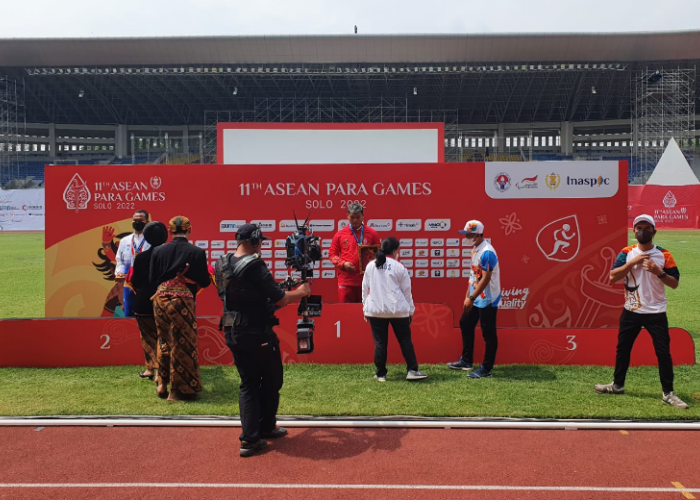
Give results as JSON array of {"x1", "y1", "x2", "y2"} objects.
[{"x1": 279, "y1": 212, "x2": 322, "y2": 354}]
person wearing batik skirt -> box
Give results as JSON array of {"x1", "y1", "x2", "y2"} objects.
[
  {"x1": 127, "y1": 221, "x2": 169, "y2": 385},
  {"x1": 149, "y1": 216, "x2": 211, "y2": 401}
]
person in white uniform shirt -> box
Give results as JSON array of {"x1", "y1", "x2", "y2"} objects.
[
  {"x1": 115, "y1": 209, "x2": 151, "y2": 317},
  {"x1": 447, "y1": 220, "x2": 501, "y2": 379},
  {"x1": 595, "y1": 214, "x2": 688, "y2": 409},
  {"x1": 362, "y1": 237, "x2": 427, "y2": 382}
]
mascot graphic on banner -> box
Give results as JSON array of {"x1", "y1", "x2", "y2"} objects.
[
  {"x1": 537, "y1": 215, "x2": 580, "y2": 262},
  {"x1": 92, "y1": 226, "x2": 131, "y2": 317}
]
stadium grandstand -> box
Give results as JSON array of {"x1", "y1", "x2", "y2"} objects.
[{"x1": 0, "y1": 31, "x2": 699, "y2": 186}]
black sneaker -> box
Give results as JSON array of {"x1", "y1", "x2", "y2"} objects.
[
  {"x1": 240, "y1": 439, "x2": 268, "y2": 457},
  {"x1": 467, "y1": 366, "x2": 492, "y2": 379},
  {"x1": 447, "y1": 359, "x2": 473, "y2": 371},
  {"x1": 260, "y1": 426, "x2": 288, "y2": 439}
]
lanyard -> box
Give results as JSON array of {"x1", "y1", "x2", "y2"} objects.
[
  {"x1": 131, "y1": 235, "x2": 146, "y2": 256},
  {"x1": 350, "y1": 224, "x2": 364, "y2": 246}
]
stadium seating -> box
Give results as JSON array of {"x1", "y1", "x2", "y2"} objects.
[
  {"x1": 1, "y1": 151, "x2": 646, "y2": 186},
  {"x1": 485, "y1": 153, "x2": 524, "y2": 162},
  {"x1": 530, "y1": 154, "x2": 573, "y2": 161}
]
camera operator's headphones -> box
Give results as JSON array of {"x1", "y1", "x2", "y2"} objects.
[{"x1": 249, "y1": 224, "x2": 263, "y2": 246}]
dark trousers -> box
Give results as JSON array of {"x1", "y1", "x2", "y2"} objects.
[
  {"x1": 368, "y1": 317, "x2": 419, "y2": 377},
  {"x1": 226, "y1": 329, "x2": 284, "y2": 443},
  {"x1": 613, "y1": 309, "x2": 674, "y2": 394},
  {"x1": 459, "y1": 305, "x2": 498, "y2": 372}
]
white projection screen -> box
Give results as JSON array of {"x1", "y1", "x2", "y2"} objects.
[{"x1": 217, "y1": 123, "x2": 444, "y2": 165}]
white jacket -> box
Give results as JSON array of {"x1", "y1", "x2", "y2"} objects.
[
  {"x1": 362, "y1": 257, "x2": 415, "y2": 318},
  {"x1": 115, "y1": 233, "x2": 150, "y2": 275}
]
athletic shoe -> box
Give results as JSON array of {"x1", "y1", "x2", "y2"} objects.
[
  {"x1": 467, "y1": 366, "x2": 492, "y2": 379},
  {"x1": 447, "y1": 359, "x2": 473, "y2": 371},
  {"x1": 260, "y1": 427, "x2": 288, "y2": 439},
  {"x1": 594, "y1": 382, "x2": 625, "y2": 395},
  {"x1": 373, "y1": 374, "x2": 386, "y2": 382},
  {"x1": 240, "y1": 439, "x2": 268, "y2": 457},
  {"x1": 662, "y1": 392, "x2": 689, "y2": 409},
  {"x1": 406, "y1": 370, "x2": 428, "y2": 381}
]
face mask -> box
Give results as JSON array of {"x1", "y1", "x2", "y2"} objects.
[
  {"x1": 132, "y1": 221, "x2": 146, "y2": 232},
  {"x1": 635, "y1": 230, "x2": 653, "y2": 244}
]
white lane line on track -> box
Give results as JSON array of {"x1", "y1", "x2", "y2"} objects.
[
  {"x1": 2, "y1": 418, "x2": 700, "y2": 430},
  {"x1": 0, "y1": 484, "x2": 698, "y2": 493}
]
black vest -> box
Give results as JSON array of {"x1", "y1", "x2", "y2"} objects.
[{"x1": 217, "y1": 253, "x2": 276, "y2": 329}]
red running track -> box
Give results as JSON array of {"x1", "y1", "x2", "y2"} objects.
[{"x1": 0, "y1": 426, "x2": 698, "y2": 500}]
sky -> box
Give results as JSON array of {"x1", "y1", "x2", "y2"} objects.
[{"x1": 3, "y1": 0, "x2": 700, "y2": 38}]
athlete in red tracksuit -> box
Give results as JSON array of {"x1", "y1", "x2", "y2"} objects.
[{"x1": 329, "y1": 203, "x2": 381, "y2": 303}]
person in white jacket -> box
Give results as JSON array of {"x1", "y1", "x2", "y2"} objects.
[{"x1": 362, "y1": 237, "x2": 427, "y2": 382}]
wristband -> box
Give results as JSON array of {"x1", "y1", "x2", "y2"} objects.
[
  {"x1": 657, "y1": 272, "x2": 667, "y2": 279},
  {"x1": 469, "y1": 295, "x2": 477, "y2": 301}
]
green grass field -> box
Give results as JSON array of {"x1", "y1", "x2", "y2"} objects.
[
  {"x1": 0, "y1": 232, "x2": 44, "y2": 319},
  {"x1": 0, "y1": 231, "x2": 698, "y2": 419}
]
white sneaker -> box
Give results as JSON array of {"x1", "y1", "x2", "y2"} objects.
[
  {"x1": 373, "y1": 375, "x2": 386, "y2": 383},
  {"x1": 662, "y1": 392, "x2": 689, "y2": 409},
  {"x1": 594, "y1": 382, "x2": 624, "y2": 394},
  {"x1": 406, "y1": 370, "x2": 428, "y2": 381}
]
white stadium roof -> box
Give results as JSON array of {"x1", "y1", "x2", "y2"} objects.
[{"x1": 1, "y1": 31, "x2": 700, "y2": 66}]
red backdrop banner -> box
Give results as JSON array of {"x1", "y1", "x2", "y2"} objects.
[
  {"x1": 628, "y1": 185, "x2": 700, "y2": 229},
  {"x1": 45, "y1": 162, "x2": 629, "y2": 331}
]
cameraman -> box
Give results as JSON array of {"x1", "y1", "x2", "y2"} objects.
[{"x1": 215, "y1": 223, "x2": 310, "y2": 457}]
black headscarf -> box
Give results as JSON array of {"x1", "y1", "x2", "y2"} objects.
[{"x1": 143, "y1": 221, "x2": 168, "y2": 247}]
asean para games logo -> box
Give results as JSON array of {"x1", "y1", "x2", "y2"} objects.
[
  {"x1": 63, "y1": 173, "x2": 91, "y2": 212},
  {"x1": 663, "y1": 191, "x2": 677, "y2": 208}
]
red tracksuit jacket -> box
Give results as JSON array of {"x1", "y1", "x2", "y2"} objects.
[{"x1": 329, "y1": 224, "x2": 381, "y2": 287}]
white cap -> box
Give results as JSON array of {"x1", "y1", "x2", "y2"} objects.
[
  {"x1": 458, "y1": 220, "x2": 484, "y2": 235},
  {"x1": 633, "y1": 214, "x2": 655, "y2": 228}
]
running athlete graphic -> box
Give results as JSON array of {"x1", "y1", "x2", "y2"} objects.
[{"x1": 547, "y1": 223, "x2": 576, "y2": 258}]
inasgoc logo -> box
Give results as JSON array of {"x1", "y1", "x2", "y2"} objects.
[{"x1": 566, "y1": 175, "x2": 610, "y2": 187}]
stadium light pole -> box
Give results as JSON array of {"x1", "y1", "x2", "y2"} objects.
[{"x1": 648, "y1": 69, "x2": 662, "y2": 84}]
